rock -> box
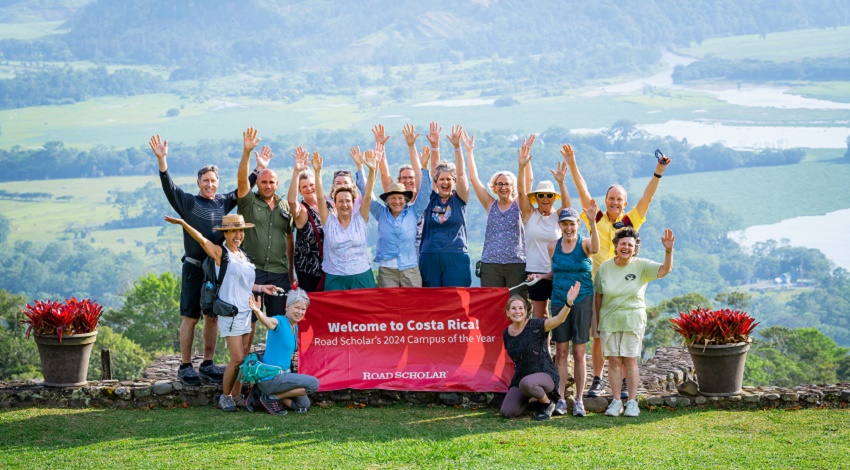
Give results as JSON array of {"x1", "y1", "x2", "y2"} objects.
[
  {"x1": 764, "y1": 393, "x2": 780, "y2": 401},
  {"x1": 134, "y1": 386, "x2": 152, "y2": 398},
  {"x1": 677, "y1": 380, "x2": 699, "y2": 396},
  {"x1": 583, "y1": 397, "x2": 609, "y2": 413},
  {"x1": 102, "y1": 380, "x2": 118, "y2": 385},
  {"x1": 742, "y1": 392, "x2": 762, "y2": 403},
  {"x1": 0, "y1": 401, "x2": 11, "y2": 409},
  {"x1": 840, "y1": 390, "x2": 850, "y2": 402},
  {"x1": 781, "y1": 393, "x2": 799, "y2": 402},
  {"x1": 438, "y1": 393, "x2": 463, "y2": 406},
  {"x1": 330, "y1": 390, "x2": 351, "y2": 402},
  {"x1": 152, "y1": 381, "x2": 173, "y2": 396},
  {"x1": 468, "y1": 393, "x2": 493, "y2": 404},
  {"x1": 647, "y1": 396, "x2": 665, "y2": 406},
  {"x1": 694, "y1": 396, "x2": 707, "y2": 405},
  {"x1": 665, "y1": 396, "x2": 690, "y2": 407},
  {"x1": 403, "y1": 392, "x2": 435, "y2": 405},
  {"x1": 113, "y1": 400, "x2": 129, "y2": 409}
]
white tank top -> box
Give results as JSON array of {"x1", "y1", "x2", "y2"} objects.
[
  {"x1": 215, "y1": 246, "x2": 256, "y2": 313},
  {"x1": 524, "y1": 210, "x2": 560, "y2": 273}
]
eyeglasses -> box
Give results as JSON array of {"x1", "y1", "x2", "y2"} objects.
[
  {"x1": 399, "y1": 176, "x2": 415, "y2": 181},
  {"x1": 333, "y1": 170, "x2": 351, "y2": 178},
  {"x1": 494, "y1": 182, "x2": 512, "y2": 188},
  {"x1": 536, "y1": 193, "x2": 555, "y2": 199}
]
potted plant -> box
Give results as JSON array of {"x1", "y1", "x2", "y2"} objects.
[
  {"x1": 22, "y1": 298, "x2": 103, "y2": 387},
  {"x1": 670, "y1": 308, "x2": 759, "y2": 396}
]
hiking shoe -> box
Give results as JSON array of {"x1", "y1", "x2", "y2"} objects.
[
  {"x1": 177, "y1": 365, "x2": 202, "y2": 386},
  {"x1": 292, "y1": 407, "x2": 309, "y2": 413},
  {"x1": 624, "y1": 399, "x2": 640, "y2": 417},
  {"x1": 199, "y1": 363, "x2": 225, "y2": 384},
  {"x1": 588, "y1": 376, "x2": 604, "y2": 397},
  {"x1": 245, "y1": 386, "x2": 260, "y2": 412},
  {"x1": 553, "y1": 399, "x2": 567, "y2": 416},
  {"x1": 232, "y1": 394, "x2": 247, "y2": 409},
  {"x1": 573, "y1": 400, "x2": 586, "y2": 417},
  {"x1": 258, "y1": 393, "x2": 288, "y2": 416},
  {"x1": 534, "y1": 401, "x2": 556, "y2": 421},
  {"x1": 621, "y1": 378, "x2": 629, "y2": 399},
  {"x1": 218, "y1": 394, "x2": 237, "y2": 412},
  {"x1": 605, "y1": 399, "x2": 623, "y2": 417}
]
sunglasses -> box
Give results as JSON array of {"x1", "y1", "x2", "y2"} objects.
[
  {"x1": 536, "y1": 193, "x2": 555, "y2": 199},
  {"x1": 333, "y1": 170, "x2": 352, "y2": 178}
]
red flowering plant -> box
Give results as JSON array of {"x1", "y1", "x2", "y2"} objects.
[
  {"x1": 21, "y1": 297, "x2": 103, "y2": 343},
  {"x1": 670, "y1": 308, "x2": 759, "y2": 348}
]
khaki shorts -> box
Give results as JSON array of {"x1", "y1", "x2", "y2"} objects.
[
  {"x1": 599, "y1": 329, "x2": 645, "y2": 358},
  {"x1": 377, "y1": 266, "x2": 422, "y2": 287}
]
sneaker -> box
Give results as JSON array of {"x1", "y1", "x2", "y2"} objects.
[
  {"x1": 218, "y1": 394, "x2": 237, "y2": 412},
  {"x1": 292, "y1": 406, "x2": 309, "y2": 413},
  {"x1": 605, "y1": 399, "x2": 623, "y2": 417},
  {"x1": 534, "y1": 401, "x2": 556, "y2": 421},
  {"x1": 624, "y1": 399, "x2": 640, "y2": 417},
  {"x1": 621, "y1": 378, "x2": 629, "y2": 399},
  {"x1": 553, "y1": 399, "x2": 567, "y2": 416},
  {"x1": 245, "y1": 386, "x2": 260, "y2": 412},
  {"x1": 588, "y1": 376, "x2": 605, "y2": 397},
  {"x1": 177, "y1": 365, "x2": 202, "y2": 386},
  {"x1": 199, "y1": 363, "x2": 225, "y2": 384},
  {"x1": 573, "y1": 400, "x2": 586, "y2": 417},
  {"x1": 232, "y1": 394, "x2": 247, "y2": 409},
  {"x1": 258, "y1": 393, "x2": 288, "y2": 416}
]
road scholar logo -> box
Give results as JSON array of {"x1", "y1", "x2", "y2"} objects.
[{"x1": 363, "y1": 371, "x2": 449, "y2": 380}]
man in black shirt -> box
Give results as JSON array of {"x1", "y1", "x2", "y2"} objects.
[{"x1": 151, "y1": 134, "x2": 269, "y2": 386}]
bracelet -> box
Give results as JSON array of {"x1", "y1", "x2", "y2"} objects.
[
  {"x1": 665, "y1": 250, "x2": 672, "y2": 253},
  {"x1": 453, "y1": 147, "x2": 461, "y2": 152},
  {"x1": 653, "y1": 173, "x2": 662, "y2": 179},
  {"x1": 566, "y1": 302, "x2": 573, "y2": 309},
  {"x1": 430, "y1": 146, "x2": 439, "y2": 152}
]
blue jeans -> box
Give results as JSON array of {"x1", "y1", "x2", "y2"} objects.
[{"x1": 257, "y1": 372, "x2": 319, "y2": 410}]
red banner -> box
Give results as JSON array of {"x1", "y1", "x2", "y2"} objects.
[{"x1": 298, "y1": 287, "x2": 513, "y2": 392}]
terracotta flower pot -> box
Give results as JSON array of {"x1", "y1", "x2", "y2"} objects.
[
  {"x1": 34, "y1": 331, "x2": 98, "y2": 387},
  {"x1": 687, "y1": 341, "x2": 750, "y2": 397}
]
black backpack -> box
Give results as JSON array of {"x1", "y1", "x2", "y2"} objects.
[{"x1": 200, "y1": 246, "x2": 239, "y2": 317}]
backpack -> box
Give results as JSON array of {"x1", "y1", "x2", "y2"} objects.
[
  {"x1": 238, "y1": 352, "x2": 283, "y2": 384},
  {"x1": 200, "y1": 246, "x2": 238, "y2": 317}
]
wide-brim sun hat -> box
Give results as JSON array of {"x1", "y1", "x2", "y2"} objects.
[
  {"x1": 528, "y1": 180, "x2": 561, "y2": 204},
  {"x1": 213, "y1": 214, "x2": 255, "y2": 231},
  {"x1": 380, "y1": 182, "x2": 414, "y2": 202}
]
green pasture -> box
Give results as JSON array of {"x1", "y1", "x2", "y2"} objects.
[
  {"x1": 0, "y1": 20, "x2": 66, "y2": 40},
  {"x1": 789, "y1": 81, "x2": 850, "y2": 104},
  {"x1": 1, "y1": 406, "x2": 847, "y2": 468},
  {"x1": 629, "y1": 150, "x2": 850, "y2": 227},
  {"x1": 676, "y1": 26, "x2": 850, "y2": 61}
]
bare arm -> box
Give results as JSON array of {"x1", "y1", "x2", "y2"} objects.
[
  {"x1": 447, "y1": 125, "x2": 469, "y2": 202},
  {"x1": 427, "y1": 121, "x2": 441, "y2": 183},
  {"x1": 635, "y1": 154, "x2": 671, "y2": 218},
  {"x1": 311, "y1": 152, "x2": 329, "y2": 225},
  {"x1": 463, "y1": 130, "x2": 493, "y2": 210},
  {"x1": 238, "y1": 128, "x2": 261, "y2": 199},
  {"x1": 287, "y1": 233, "x2": 294, "y2": 281},
  {"x1": 402, "y1": 124, "x2": 423, "y2": 197},
  {"x1": 544, "y1": 282, "x2": 580, "y2": 332},
  {"x1": 657, "y1": 228, "x2": 675, "y2": 278},
  {"x1": 249, "y1": 295, "x2": 279, "y2": 331},
  {"x1": 372, "y1": 124, "x2": 393, "y2": 193},
  {"x1": 562, "y1": 144, "x2": 592, "y2": 209},
  {"x1": 360, "y1": 148, "x2": 379, "y2": 222},
  {"x1": 164, "y1": 216, "x2": 222, "y2": 263},
  {"x1": 517, "y1": 138, "x2": 534, "y2": 222},
  {"x1": 549, "y1": 161, "x2": 572, "y2": 211},
  {"x1": 582, "y1": 199, "x2": 601, "y2": 256},
  {"x1": 288, "y1": 146, "x2": 310, "y2": 226}
]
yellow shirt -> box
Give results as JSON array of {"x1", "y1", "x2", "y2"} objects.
[{"x1": 580, "y1": 206, "x2": 646, "y2": 278}]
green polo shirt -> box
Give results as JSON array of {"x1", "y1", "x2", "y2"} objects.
[{"x1": 237, "y1": 192, "x2": 293, "y2": 274}]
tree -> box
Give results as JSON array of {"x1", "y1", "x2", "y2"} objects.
[
  {"x1": 0, "y1": 213, "x2": 9, "y2": 244},
  {"x1": 108, "y1": 272, "x2": 181, "y2": 354},
  {"x1": 744, "y1": 326, "x2": 850, "y2": 386},
  {"x1": 643, "y1": 293, "x2": 713, "y2": 358},
  {"x1": 0, "y1": 289, "x2": 39, "y2": 380},
  {"x1": 87, "y1": 326, "x2": 151, "y2": 381},
  {"x1": 714, "y1": 291, "x2": 752, "y2": 309}
]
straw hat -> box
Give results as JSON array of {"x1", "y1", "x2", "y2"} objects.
[
  {"x1": 527, "y1": 181, "x2": 561, "y2": 204},
  {"x1": 213, "y1": 214, "x2": 255, "y2": 231},
  {"x1": 379, "y1": 182, "x2": 414, "y2": 202}
]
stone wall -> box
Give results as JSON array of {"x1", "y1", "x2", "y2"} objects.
[{"x1": 2, "y1": 347, "x2": 849, "y2": 413}]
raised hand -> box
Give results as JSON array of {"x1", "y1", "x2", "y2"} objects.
[
  {"x1": 372, "y1": 124, "x2": 390, "y2": 146},
  {"x1": 584, "y1": 198, "x2": 599, "y2": 221},
  {"x1": 525, "y1": 134, "x2": 536, "y2": 150},
  {"x1": 363, "y1": 149, "x2": 378, "y2": 170},
  {"x1": 446, "y1": 125, "x2": 463, "y2": 148},
  {"x1": 243, "y1": 127, "x2": 261, "y2": 153},
  {"x1": 550, "y1": 161, "x2": 567, "y2": 183},
  {"x1": 292, "y1": 145, "x2": 309, "y2": 163},
  {"x1": 254, "y1": 145, "x2": 273, "y2": 170},
  {"x1": 418, "y1": 146, "x2": 431, "y2": 169},
  {"x1": 426, "y1": 121, "x2": 442, "y2": 148},
  {"x1": 655, "y1": 151, "x2": 671, "y2": 175},
  {"x1": 374, "y1": 141, "x2": 385, "y2": 161},
  {"x1": 311, "y1": 151, "x2": 323, "y2": 172},
  {"x1": 560, "y1": 144, "x2": 575, "y2": 166},
  {"x1": 163, "y1": 215, "x2": 184, "y2": 226},
  {"x1": 248, "y1": 294, "x2": 262, "y2": 313},
  {"x1": 461, "y1": 130, "x2": 475, "y2": 153},
  {"x1": 566, "y1": 281, "x2": 581, "y2": 306},
  {"x1": 349, "y1": 146, "x2": 363, "y2": 167},
  {"x1": 661, "y1": 228, "x2": 675, "y2": 251},
  {"x1": 518, "y1": 138, "x2": 533, "y2": 167},
  {"x1": 149, "y1": 135, "x2": 167, "y2": 160},
  {"x1": 402, "y1": 123, "x2": 420, "y2": 146}
]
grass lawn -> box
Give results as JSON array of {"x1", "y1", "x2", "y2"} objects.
[
  {"x1": 788, "y1": 81, "x2": 850, "y2": 104},
  {"x1": 0, "y1": 406, "x2": 847, "y2": 468},
  {"x1": 676, "y1": 26, "x2": 850, "y2": 61}
]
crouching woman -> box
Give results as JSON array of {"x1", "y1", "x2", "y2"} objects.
[
  {"x1": 249, "y1": 288, "x2": 319, "y2": 414},
  {"x1": 500, "y1": 281, "x2": 580, "y2": 421}
]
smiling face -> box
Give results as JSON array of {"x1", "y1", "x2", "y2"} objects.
[
  {"x1": 299, "y1": 175, "x2": 316, "y2": 201},
  {"x1": 286, "y1": 300, "x2": 308, "y2": 324},
  {"x1": 435, "y1": 170, "x2": 455, "y2": 199},
  {"x1": 257, "y1": 169, "x2": 279, "y2": 201},
  {"x1": 615, "y1": 236, "x2": 637, "y2": 261},
  {"x1": 387, "y1": 193, "x2": 407, "y2": 216},
  {"x1": 505, "y1": 299, "x2": 528, "y2": 323},
  {"x1": 559, "y1": 219, "x2": 580, "y2": 241},
  {"x1": 535, "y1": 192, "x2": 555, "y2": 212},
  {"x1": 334, "y1": 190, "x2": 354, "y2": 218},
  {"x1": 197, "y1": 170, "x2": 219, "y2": 200},
  {"x1": 398, "y1": 168, "x2": 416, "y2": 191},
  {"x1": 223, "y1": 228, "x2": 245, "y2": 248},
  {"x1": 333, "y1": 174, "x2": 354, "y2": 189},
  {"x1": 605, "y1": 185, "x2": 628, "y2": 217},
  {"x1": 493, "y1": 175, "x2": 513, "y2": 201}
]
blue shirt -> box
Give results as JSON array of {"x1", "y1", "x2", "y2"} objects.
[
  {"x1": 263, "y1": 316, "x2": 297, "y2": 371},
  {"x1": 369, "y1": 172, "x2": 431, "y2": 270},
  {"x1": 420, "y1": 191, "x2": 468, "y2": 254}
]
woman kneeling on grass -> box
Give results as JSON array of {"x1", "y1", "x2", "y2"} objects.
[
  {"x1": 165, "y1": 213, "x2": 280, "y2": 412},
  {"x1": 595, "y1": 227, "x2": 674, "y2": 418},
  {"x1": 248, "y1": 288, "x2": 319, "y2": 415},
  {"x1": 500, "y1": 281, "x2": 580, "y2": 421}
]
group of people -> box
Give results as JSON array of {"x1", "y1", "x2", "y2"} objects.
[{"x1": 152, "y1": 122, "x2": 674, "y2": 418}]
